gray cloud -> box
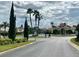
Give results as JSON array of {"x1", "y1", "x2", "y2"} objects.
[
  {"x1": 14, "y1": 2, "x2": 43, "y2": 10},
  {"x1": 0, "y1": 1, "x2": 79, "y2": 28}
]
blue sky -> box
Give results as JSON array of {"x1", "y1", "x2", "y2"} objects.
[{"x1": 0, "y1": 1, "x2": 79, "y2": 28}]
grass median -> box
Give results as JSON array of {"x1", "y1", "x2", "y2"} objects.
[
  {"x1": 71, "y1": 38, "x2": 79, "y2": 46},
  {"x1": 0, "y1": 40, "x2": 34, "y2": 52},
  {"x1": 0, "y1": 35, "x2": 42, "y2": 52}
]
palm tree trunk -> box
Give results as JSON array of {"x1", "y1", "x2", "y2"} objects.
[
  {"x1": 30, "y1": 14, "x2": 32, "y2": 28},
  {"x1": 37, "y1": 19, "x2": 40, "y2": 36},
  {"x1": 4, "y1": 27, "x2": 6, "y2": 38},
  {"x1": 38, "y1": 20, "x2": 40, "y2": 29},
  {"x1": 35, "y1": 16, "x2": 37, "y2": 27},
  {"x1": 34, "y1": 16, "x2": 38, "y2": 36}
]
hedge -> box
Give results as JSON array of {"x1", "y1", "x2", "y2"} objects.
[{"x1": 0, "y1": 38, "x2": 28, "y2": 45}]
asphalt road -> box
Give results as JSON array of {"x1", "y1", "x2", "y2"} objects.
[{"x1": 0, "y1": 36, "x2": 79, "y2": 57}]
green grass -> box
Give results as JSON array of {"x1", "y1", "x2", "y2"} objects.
[
  {"x1": 0, "y1": 41, "x2": 32, "y2": 52},
  {"x1": 0, "y1": 35, "x2": 44, "y2": 52},
  {"x1": 71, "y1": 38, "x2": 79, "y2": 46}
]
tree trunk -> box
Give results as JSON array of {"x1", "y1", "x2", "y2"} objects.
[
  {"x1": 35, "y1": 16, "x2": 37, "y2": 27},
  {"x1": 37, "y1": 19, "x2": 40, "y2": 36},
  {"x1": 38, "y1": 20, "x2": 40, "y2": 29},
  {"x1": 30, "y1": 14, "x2": 32, "y2": 28}
]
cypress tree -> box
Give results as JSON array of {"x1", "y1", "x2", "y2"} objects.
[
  {"x1": 8, "y1": 2, "x2": 16, "y2": 41},
  {"x1": 76, "y1": 24, "x2": 79, "y2": 41},
  {"x1": 24, "y1": 17, "x2": 29, "y2": 41}
]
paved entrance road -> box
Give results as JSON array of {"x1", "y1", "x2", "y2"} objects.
[{"x1": 0, "y1": 36, "x2": 79, "y2": 57}]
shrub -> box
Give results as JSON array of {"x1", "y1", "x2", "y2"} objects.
[
  {"x1": 15, "y1": 39, "x2": 27, "y2": 43},
  {"x1": 53, "y1": 29, "x2": 60, "y2": 34},
  {"x1": 0, "y1": 39, "x2": 12, "y2": 45},
  {"x1": 66, "y1": 30, "x2": 73, "y2": 34},
  {"x1": 15, "y1": 39, "x2": 22, "y2": 43},
  {"x1": 0, "y1": 38, "x2": 28, "y2": 45}
]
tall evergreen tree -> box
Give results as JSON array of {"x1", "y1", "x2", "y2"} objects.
[
  {"x1": 24, "y1": 17, "x2": 29, "y2": 41},
  {"x1": 76, "y1": 24, "x2": 79, "y2": 40},
  {"x1": 8, "y1": 2, "x2": 16, "y2": 41}
]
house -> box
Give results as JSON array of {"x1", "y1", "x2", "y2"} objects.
[{"x1": 16, "y1": 25, "x2": 24, "y2": 33}]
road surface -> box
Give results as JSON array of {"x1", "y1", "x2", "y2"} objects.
[{"x1": 0, "y1": 36, "x2": 79, "y2": 57}]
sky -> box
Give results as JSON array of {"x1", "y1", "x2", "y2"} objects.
[{"x1": 0, "y1": 1, "x2": 79, "y2": 28}]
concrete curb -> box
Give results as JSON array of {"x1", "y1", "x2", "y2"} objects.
[
  {"x1": 68, "y1": 38, "x2": 79, "y2": 51},
  {"x1": 0, "y1": 41, "x2": 36, "y2": 55}
]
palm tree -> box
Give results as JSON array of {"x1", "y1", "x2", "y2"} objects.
[
  {"x1": 3, "y1": 22, "x2": 9, "y2": 32},
  {"x1": 33, "y1": 10, "x2": 39, "y2": 27},
  {"x1": 33, "y1": 10, "x2": 42, "y2": 27},
  {"x1": 0, "y1": 24, "x2": 4, "y2": 36},
  {"x1": 51, "y1": 22, "x2": 54, "y2": 34},
  {"x1": 1, "y1": 22, "x2": 9, "y2": 37},
  {"x1": 38, "y1": 14, "x2": 42, "y2": 29},
  {"x1": 33, "y1": 10, "x2": 43, "y2": 35},
  {"x1": 51, "y1": 22, "x2": 54, "y2": 28},
  {"x1": 0, "y1": 24, "x2": 4, "y2": 31},
  {"x1": 27, "y1": 8, "x2": 33, "y2": 28}
]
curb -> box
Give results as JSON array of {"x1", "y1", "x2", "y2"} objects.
[
  {"x1": 0, "y1": 42, "x2": 35, "y2": 55},
  {"x1": 68, "y1": 37, "x2": 79, "y2": 51}
]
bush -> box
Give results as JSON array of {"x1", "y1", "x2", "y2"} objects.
[
  {"x1": 0, "y1": 38, "x2": 28, "y2": 45},
  {"x1": 66, "y1": 30, "x2": 73, "y2": 34},
  {"x1": 0, "y1": 39, "x2": 12, "y2": 45},
  {"x1": 15, "y1": 39, "x2": 22, "y2": 43},
  {"x1": 71, "y1": 38, "x2": 79, "y2": 46},
  {"x1": 53, "y1": 29, "x2": 60, "y2": 34},
  {"x1": 15, "y1": 39, "x2": 27, "y2": 43}
]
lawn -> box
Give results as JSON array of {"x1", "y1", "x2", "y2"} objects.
[
  {"x1": 0, "y1": 35, "x2": 42, "y2": 52},
  {"x1": 71, "y1": 38, "x2": 79, "y2": 46},
  {"x1": 0, "y1": 41, "x2": 33, "y2": 52}
]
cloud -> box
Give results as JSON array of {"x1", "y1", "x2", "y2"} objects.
[
  {"x1": 14, "y1": 1, "x2": 43, "y2": 9},
  {"x1": 0, "y1": 1, "x2": 79, "y2": 28}
]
